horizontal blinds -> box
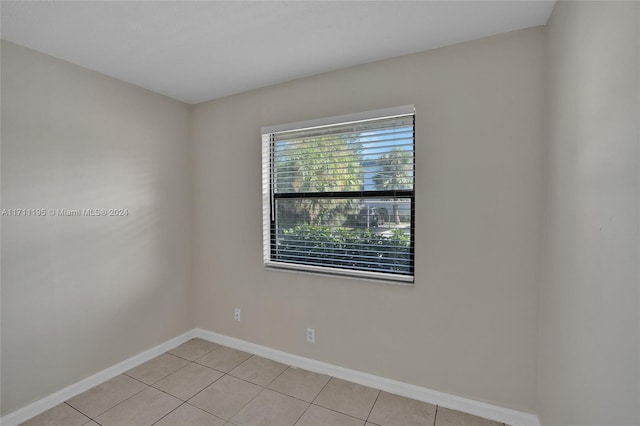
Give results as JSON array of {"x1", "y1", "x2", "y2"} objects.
[
  {"x1": 273, "y1": 196, "x2": 412, "y2": 275},
  {"x1": 263, "y1": 108, "x2": 415, "y2": 281},
  {"x1": 273, "y1": 115, "x2": 414, "y2": 194}
]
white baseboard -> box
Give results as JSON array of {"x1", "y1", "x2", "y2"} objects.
[
  {"x1": 0, "y1": 329, "x2": 197, "y2": 426},
  {"x1": 194, "y1": 328, "x2": 540, "y2": 426},
  {"x1": 1, "y1": 328, "x2": 540, "y2": 426}
]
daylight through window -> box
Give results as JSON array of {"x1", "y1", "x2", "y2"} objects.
[{"x1": 262, "y1": 106, "x2": 415, "y2": 283}]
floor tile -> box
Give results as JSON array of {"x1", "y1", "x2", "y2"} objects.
[
  {"x1": 313, "y1": 378, "x2": 379, "y2": 420},
  {"x1": 66, "y1": 374, "x2": 147, "y2": 418},
  {"x1": 20, "y1": 403, "x2": 89, "y2": 426},
  {"x1": 94, "y1": 387, "x2": 181, "y2": 426},
  {"x1": 268, "y1": 367, "x2": 330, "y2": 402},
  {"x1": 435, "y1": 407, "x2": 502, "y2": 426},
  {"x1": 188, "y1": 375, "x2": 261, "y2": 420},
  {"x1": 368, "y1": 391, "x2": 436, "y2": 426},
  {"x1": 296, "y1": 404, "x2": 365, "y2": 426},
  {"x1": 169, "y1": 339, "x2": 219, "y2": 361},
  {"x1": 229, "y1": 355, "x2": 287, "y2": 386},
  {"x1": 84, "y1": 422, "x2": 100, "y2": 426},
  {"x1": 154, "y1": 403, "x2": 226, "y2": 426},
  {"x1": 230, "y1": 389, "x2": 308, "y2": 426},
  {"x1": 125, "y1": 353, "x2": 190, "y2": 385},
  {"x1": 196, "y1": 347, "x2": 252, "y2": 373},
  {"x1": 154, "y1": 363, "x2": 223, "y2": 400}
]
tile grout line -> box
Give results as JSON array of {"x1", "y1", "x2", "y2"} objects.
[
  {"x1": 238, "y1": 366, "x2": 385, "y2": 424},
  {"x1": 166, "y1": 339, "x2": 221, "y2": 363},
  {"x1": 221, "y1": 354, "x2": 291, "y2": 390},
  {"x1": 178, "y1": 371, "x2": 227, "y2": 411},
  {"x1": 230, "y1": 361, "x2": 313, "y2": 423},
  {"x1": 231, "y1": 357, "x2": 307, "y2": 424},
  {"x1": 291, "y1": 401, "x2": 311, "y2": 426},
  {"x1": 310, "y1": 377, "x2": 382, "y2": 424},
  {"x1": 310, "y1": 375, "x2": 334, "y2": 405},
  {"x1": 309, "y1": 402, "x2": 373, "y2": 424},
  {"x1": 226, "y1": 385, "x2": 267, "y2": 425},
  {"x1": 292, "y1": 403, "x2": 312, "y2": 426},
  {"x1": 87, "y1": 384, "x2": 156, "y2": 423},
  {"x1": 63, "y1": 402, "x2": 91, "y2": 423},
  {"x1": 183, "y1": 372, "x2": 262, "y2": 423},
  {"x1": 364, "y1": 389, "x2": 382, "y2": 424},
  {"x1": 227, "y1": 363, "x2": 334, "y2": 408},
  {"x1": 284, "y1": 367, "x2": 323, "y2": 426},
  {"x1": 181, "y1": 338, "x2": 229, "y2": 374},
  {"x1": 290, "y1": 370, "x2": 336, "y2": 426},
  {"x1": 153, "y1": 387, "x2": 188, "y2": 403},
  {"x1": 227, "y1": 354, "x2": 257, "y2": 377},
  {"x1": 67, "y1": 376, "x2": 150, "y2": 422},
  {"x1": 183, "y1": 400, "x2": 224, "y2": 420},
  {"x1": 434, "y1": 405, "x2": 438, "y2": 426},
  {"x1": 303, "y1": 375, "x2": 380, "y2": 423},
  {"x1": 147, "y1": 354, "x2": 226, "y2": 426},
  {"x1": 148, "y1": 401, "x2": 187, "y2": 426},
  {"x1": 83, "y1": 345, "x2": 213, "y2": 425},
  {"x1": 180, "y1": 349, "x2": 254, "y2": 408},
  {"x1": 204, "y1": 409, "x2": 228, "y2": 425},
  {"x1": 263, "y1": 359, "x2": 290, "y2": 388},
  {"x1": 148, "y1": 358, "x2": 225, "y2": 401},
  {"x1": 266, "y1": 382, "x2": 326, "y2": 405}
]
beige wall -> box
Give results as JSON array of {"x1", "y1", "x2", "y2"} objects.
[
  {"x1": 191, "y1": 28, "x2": 545, "y2": 412},
  {"x1": 539, "y1": 2, "x2": 640, "y2": 425},
  {"x1": 0, "y1": 41, "x2": 193, "y2": 414}
]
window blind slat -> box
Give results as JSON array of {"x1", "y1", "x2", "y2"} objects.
[
  {"x1": 275, "y1": 133, "x2": 414, "y2": 152},
  {"x1": 272, "y1": 115, "x2": 413, "y2": 142},
  {"x1": 271, "y1": 245, "x2": 413, "y2": 257},
  {"x1": 270, "y1": 258, "x2": 412, "y2": 275},
  {"x1": 274, "y1": 251, "x2": 412, "y2": 264}
]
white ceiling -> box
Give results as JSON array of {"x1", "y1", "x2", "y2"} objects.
[{"x1": 1, "y1": 1, "x2": 555, "y2": 104}]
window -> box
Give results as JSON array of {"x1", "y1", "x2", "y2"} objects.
[{"x1": 262, "y1": 106, "x2": 415, "y2": 283}]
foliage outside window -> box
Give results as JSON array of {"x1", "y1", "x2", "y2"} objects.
[{"x1": 262, "y1": 106, "x2": 415, "y2": 283}]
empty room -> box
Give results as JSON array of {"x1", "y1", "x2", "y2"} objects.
[{"x1": 1, "y1": 1, "x2": 638, "y2": 426}]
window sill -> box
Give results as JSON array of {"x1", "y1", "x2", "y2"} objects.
[{"x1": 264, "y1": 261, "x2": 414, "y2": 286}]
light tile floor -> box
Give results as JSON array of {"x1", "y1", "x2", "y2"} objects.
[{"x1": 21, "y1": 339, "x2": 508, "y2": 426}]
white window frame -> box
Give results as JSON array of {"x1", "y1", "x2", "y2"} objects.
[{"x1": 261, "y1": 105, "x2": 415, "y2": 284}]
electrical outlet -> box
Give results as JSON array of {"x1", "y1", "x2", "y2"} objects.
[
  {"x1": 234, "y1": 308, "x2": 241, "y2": 322},
  {"x1": 306, "y1": 328, "x2": 315, "y2": 344}
]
